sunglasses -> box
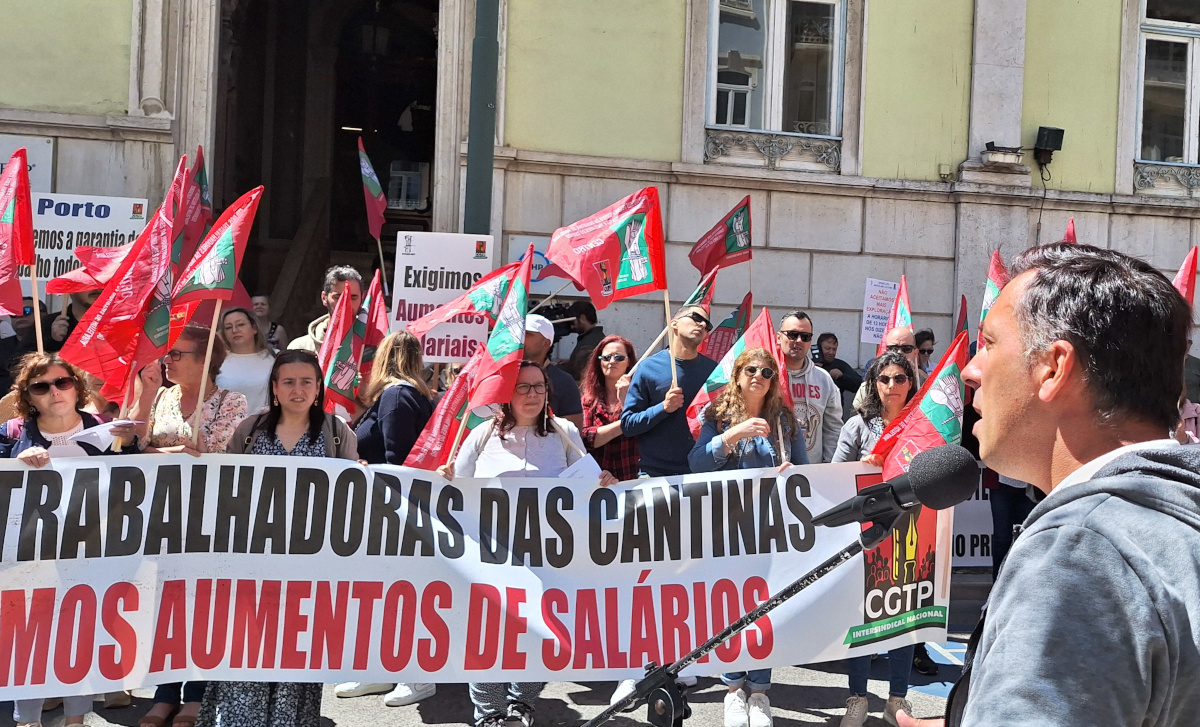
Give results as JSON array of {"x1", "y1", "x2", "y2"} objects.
[
  {"x1": 877, "y1": 374, "x2": 910, "y2": 386},
  {"x1": 515, "y1": 382, "x2": 547, "y2": 395},
  {"x1": 597, "y1": 353, "x2": 628, "y2": 362},
  {"x1": 743, "y1": 365, "x2": 775, "y2": 379},
  {"x1": 165, "y1": 349, "x2": 199, "y2": 361},
  {"x1": 919, "y1": 347, "x2": 935, "y2": 356},
  {"x1": 683, "y1": 311, "x2": 713, "y2": 332},
  {"x1": 781, "y1": 330, "x2": 813, "y2": 342},
  {"x1": 886, "y1": 344, "x2": 917, "y2": 355},
  {"x1": 27, "y1": 376, "x2": 75, "y2": 396}
]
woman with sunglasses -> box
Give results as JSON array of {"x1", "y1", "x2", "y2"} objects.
[
  {"x1": 831, "y1": 350, "x2": 918, "y2": 727},
  {"x1": 437, "y1": 362, "x2": 616, "y2": 727},
  {"x1": 1, "y1": 353, "x2": 120, "y2": 727},
  {"x1": 579, "y1": 334, "x2": 639, "y2": 482},
  {"x1": 129, "y1": 326, "x2": 247, "y2": 727},
  {"x1": 685, "y1": 347, "x2": 806, "y2": 727},
  {"x1": 199, "y1": 351, "x2": 356, "y2": 727}
]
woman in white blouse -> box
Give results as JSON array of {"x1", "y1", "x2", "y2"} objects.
[
  {"x1": 436, "y1": 361, "x2": 615, "y2": 727},
  {"x1": 216, "y1": 307, "x2": 276, "y2": 413}
]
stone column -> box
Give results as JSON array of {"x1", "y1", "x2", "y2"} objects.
[
  {"x1": 958, "y1": 0, "x2": 1031, "y2": 186},
  {"x1": 177, "y1": 0, "x2": 223, "y2": 162}
]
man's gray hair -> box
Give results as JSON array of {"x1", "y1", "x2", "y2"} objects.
[{"x1": 323, "y1": 265, "x2": 363, "y2": 295}]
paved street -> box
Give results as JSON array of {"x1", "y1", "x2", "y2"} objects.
[{"x1": 2, "y1": 574, "x2": 987, "y2": 727}]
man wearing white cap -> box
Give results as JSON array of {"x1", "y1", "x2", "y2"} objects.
[{"x1": 525, "y1": 313, "x2": 584, "y2": 428}]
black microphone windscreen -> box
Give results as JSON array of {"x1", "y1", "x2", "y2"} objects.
[{"x1": 906, "y1": 445, "x2": 979, "y2": 510}]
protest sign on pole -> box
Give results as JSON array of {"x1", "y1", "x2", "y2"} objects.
[
  {"x1": 390, "y1": 231, "x2": 495, "y2": 363},
  {"x1": 0, "y1": 456, "x2": 953, "y2": 699},
  {"x1": 21, "y1": 193, "x2": 149, "y2": 298},
  {"x1": 860, "y1": 278, "x2": 899, "y2": 344},
  {"x1": 0, "y1": 134, "x2": 53, "y2": 192}
]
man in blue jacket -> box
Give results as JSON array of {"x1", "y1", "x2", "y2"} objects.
[
  {"x1": 900, "y1": 243, "x2": 1200, "y2": 726},
  {"x1": 621, "y1": 304, "x2": 717, "y2": 477}
]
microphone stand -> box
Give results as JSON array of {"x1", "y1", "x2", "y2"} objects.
[{"x1": 581, "y1": 511, "x2": 907, "y2": 727}]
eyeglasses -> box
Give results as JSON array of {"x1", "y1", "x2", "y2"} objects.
[
  {"x1": 26, "y1": 376, "x2": 75, "y2": 396},
  {"x1": 743, "y1": 365, "x2": 775, "y2": 379},
  {"x1": 918, "y1": 347, "x2": 935, "y2": 356},
  {"x1": 683, "y1": 312, "x2": 713, "y2": 332},
  {"x1": 886, "y1": 344, "x2": 917, "y2": 355},
  {"x1": 165, "y1": 349, "x2": 199, "y2": 361},
  {"x1": 781, "y1": 330, "x2": 813, "y2": 342},
  {"x1": 515, "y1": 382, "x2": 547, "y2": 395},
  {"x1": 877, "y1": 374, "x2": 910, "y2": 386},
  {"x1": 598, "y1": 354, "x2": 627, "y2": 362}
]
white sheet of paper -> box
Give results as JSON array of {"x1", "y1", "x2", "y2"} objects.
[
  {"x1": 68, "y1": 419, "x2": 141, "y2": 451},
  {"x1": 559, "y1": 453, "x2": 602, "y2": 480}
]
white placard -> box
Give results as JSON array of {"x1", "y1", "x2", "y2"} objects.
[
  {"x1": 507, "y1": 234, "x2": 560, "y2": 296},
  {"x1": 0, "y1": 134, "x2": 54, "y2": 192},
  {"x1": 390, "y1": 231, "x2": 495, "y2": 363},
  {"x1": 22, "y1": 193, "x2": 149, "y2": 300},
  {"x1": 951, "y1": 479, "x2": 994, "y2": 568},
  {"x1": 860, "y1": 278, "x2": 899, "y2": 344}
]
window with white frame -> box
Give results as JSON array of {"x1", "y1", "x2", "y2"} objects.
[
  {"x1": 709, "y1": 0, "x2": 843, "y2": 138},
  {"x1": 1139, "y1": 1, "x2": 1200, "y2": 163}
]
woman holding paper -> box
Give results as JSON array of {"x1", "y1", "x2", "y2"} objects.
[
  {"x1": 684, "y1": 346, "x2": 807, "y2": 727},
  {"x1": 831, "y1": 350, "x2": 918, "y2": 727},
  {"x1": 436, "y1": 361, "x2": 616, "y2": 727},
  {"x1": 1, "y1": 353, "x2": 117, "y2": 727},
  {"x1": 201, "y1": 350, "x2": 357, "y2": 726}
]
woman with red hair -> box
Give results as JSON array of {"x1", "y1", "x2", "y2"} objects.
[{"x1": 579, "y1": 334, "x2": 639, "y2": 482}]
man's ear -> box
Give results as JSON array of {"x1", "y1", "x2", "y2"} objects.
[{"x1": 1035, "y1": 339, "x2": 1079, "y2": 404}]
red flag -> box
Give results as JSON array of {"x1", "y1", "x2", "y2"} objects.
[
  {"x1": 358, "y1": 137, "x2": 388, "y2": 241},
  {"x1": 1173, "y1": 247, "x2": 1198, "y2": 308},
  {"x1": 979, "y1": 251, "x2": 1009, "y2": 347},
  {"x1": 470, "y1": 245, "x2": 534, "y2": 410},
  {"x1": 0, "y1": 148, "x2": 35, "y2": 315},
  {"x1": 357, "y1": 269, "x2": 391, "y2": 379},
  {"x1": 46, "y1": 241, "x2": 136, "y2": 294},
  {"x1": 955, "y1": 294, "x2": 969, "y2": 338},
  {"x1": 532, "y1": 259, "x2": 584, "y2": 290},
  {"x1": 133, "y1": 158, "x2": 193, "y2": 369},
  {"x1": 180, "y1": 146, "x2": 212, "y2": 263},
  {"x1": 876, "y1": 276, "x2": 913, "y2": 356},
  {"x1": 545, "y1": 187, "x2": 667, "y2": 310},
  {"x1": 406, "y1": 262, "x2": 521, "y2": 340},
  {"x1": 169, "y1": 186, "x2": 262, "y2": 345},
  {"x1": 317, "y1": 278, "x2": 361, "y2": 413},
  {"x1": 689, "y1": 195, "x2": 752, "y2": 276},
  {"x1": 686, "y1": 308, "x2": 784, "y2": 437},
  {"x1": 699, "y1": 291, "x2": 752, "y2": 361},
  {"x1": 870, "y1": 331, "x2": 971, "y2": 474},
  {"x1": 682, "y1": 267, "x2": 719, "y2": 315},
  {"x1": 404, "y1": 351, "x2": 487, "y2": 470},
  {"x1": 1063, "y1": 217, "x2": 1077, "y2": 243},
  {"x1": 60, "y1": 176, "x2": 183, "y2": 398}
]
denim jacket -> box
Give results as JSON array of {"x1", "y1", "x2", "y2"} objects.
[{"x1": 688, "y1": 414, "x2": 810, "y2": 473}]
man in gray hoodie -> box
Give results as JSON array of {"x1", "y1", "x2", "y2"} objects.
[{"x1": 900, "y1": 242, "x2": 1200, "y2": 727}]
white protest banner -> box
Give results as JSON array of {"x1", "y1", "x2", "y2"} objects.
[
  {"x1": 20, "y1": 193, "x2": 149, "y2": 299},
  {"x1": 0, "y1": 134, "x2": 53, "y2": 192},
  {"x1": 860, "y1": 278, "x2": 900, "y2": 345},
  {"x1": 390, "y1": 232, "x2": 495, "y2": 363},
  {"x1": 952, "y1": 478, "x2": 994, "y2": 567},
  {"x1": 0, "y1": 456, "x2": 952, "y2": 699}
]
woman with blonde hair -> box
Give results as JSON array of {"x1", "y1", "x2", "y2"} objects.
[
  {"x1": 687, "y1": 346, "x2": 807, "y2": 727},
  {"x1": 216, "y1": 307, "x2": 276, "y2": 413}
]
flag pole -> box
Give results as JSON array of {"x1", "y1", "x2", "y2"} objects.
[
  {"x1": 445, "y1": 401, "x2": 473, "y2": 467},
  {"x1": 627, "y1": 325, "x2": 668, "y2": 379},
  {"x1": 60, "y1": 294, "x2": 68, "y2": 315},
  {"x1": 29, "y1": 266, "x2": 44, "y2": 353},
  {"x1": 191, "y1": 300, "x2": 224, "y2": 448},
  {"x1": 373, "y1": 235, "x2": 391, "y2": 298},
  {"x1": 527, "y1": 281, "x2": 574, "y2": 314},
  {"x1": 662, "y1": 289, "x2": 677, "y2": 387}
]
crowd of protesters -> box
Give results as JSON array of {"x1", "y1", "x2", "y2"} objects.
[{"x1": 0, "y1": 264, "x2": 1092, "y2": 727}]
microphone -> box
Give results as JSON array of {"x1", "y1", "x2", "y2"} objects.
[{"x1": 813, "y1": 445, "x2": 979, "y2": 529}]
